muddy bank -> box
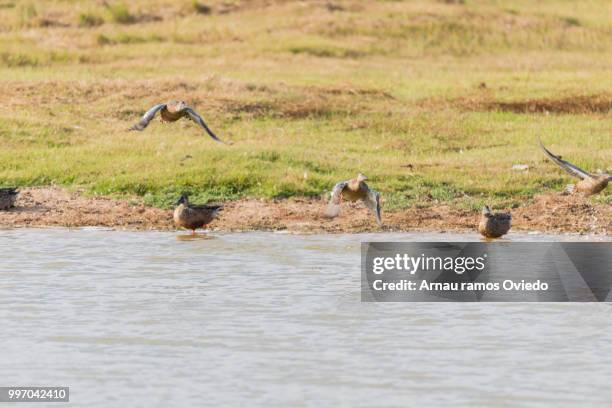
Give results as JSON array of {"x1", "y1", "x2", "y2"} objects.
[
  {"x1": 0, "y1": 188, "x2": 172, "y2": 231},
  {"x1": 0, "y1": 187, "x2": 609, "y2": 235}
]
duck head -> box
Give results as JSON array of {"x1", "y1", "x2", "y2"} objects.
[
  {"x1": 169, "y1": 100, "x2": 189, "y2": 111},
  {"x1": 357, "y1": 173, "x2": 368, "y2": 183},
  {"x1": 177, "y1": 194, "x2": 189, "y2": 205},
  {"x1": 482, "y1": 205, "x2": 492, "y2": 217}
]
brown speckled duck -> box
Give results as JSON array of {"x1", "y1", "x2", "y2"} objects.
[
  {"x1": 0, "y1": 188, "x2": 18, "y2": 210},
  {"x1": 478, "y1": 206, "x2": 512, "y2": 238},
  {"x1": 540, "y1": 139, "x2": 610, "y2": 196},
  {"x1": 325, "y1": 173, "x2": 382, "y2": 226},
  {"x1": 173, "y1": 194, "x2": 223, "y2": 234},
  {"x1": 130, "y1": 100, "x2": 229, "y2": 144}
]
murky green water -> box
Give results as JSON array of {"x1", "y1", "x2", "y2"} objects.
[{"x1": 1, "y1": 229, "x2": 610, "y2": 407}]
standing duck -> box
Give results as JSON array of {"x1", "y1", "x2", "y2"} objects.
[
  {"x1": 0, "y1": 188, "x2": 18, "y2": 210},
  {"x1": 325, "y1": 173, "x2": 382, "y2": 226},
  {"x1": 173, "y1": 194, "x2": 223, "y2": 234},
  {"x1": 130, "y1": 100, "x2": 229, "y2": 144},
  {"x1": 478, "y1": 206, "x2": 512, "y2": 238},
  {"x1": 539, "y1": 139, "x2": 610, "y2": 195}
]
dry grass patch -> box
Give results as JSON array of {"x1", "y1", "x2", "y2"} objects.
[
  {"x1": 423, "y1": 93, "x2": 612, "y2": 115},
  {"x1": 484, "y1": 94, "x2": 612, "y2": 115}
]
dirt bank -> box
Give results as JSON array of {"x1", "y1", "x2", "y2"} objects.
[{"x1": 0, "y1": 187, "x2": 609, "y2": 235}]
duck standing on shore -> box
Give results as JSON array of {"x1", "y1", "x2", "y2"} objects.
[
  {"x1": 0, "y1": 188, "x2": 18, "y2": 210},
  {"x1": 173, "y1": 194, "x2": 223, "y2": 234},
  {"x1": 130, "y1": 100, "x2": 229, "y2": 144},
  {"x1": 539, "y1": 139, "x2": 610, "y2": 195},
  {"x1": 478, "y1": 206, "x2": 511, "y2": 238},
  {"x1": 325, "y1": 173, "x2": 382, "y2": 226}
]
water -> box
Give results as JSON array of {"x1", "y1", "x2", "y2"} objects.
[{"x1": 1, "y1": 229, "x2": 610, "y2": 407}]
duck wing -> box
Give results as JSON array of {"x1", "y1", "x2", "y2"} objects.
[
  {"x1": 539, "y1": 139, "x2": 592, "y2": 180},
  {"x1": 184, "y1": 108, "x2": 228, "y2": 144},
  {"x1": 495, "y1": 212, "x2": 512, "y2": 221},
  {"x1": 363, "y1": 187, "x2": 382, "y2": 226},
  {"x1": 130, "y1": 103, "x2": 166, "y2": 131},
  {"x1": 190, "y1": 204, "x2": 223, "y2": 211},
  {"x1": 325, "y1": 181, "x2": 348, "y2": 218}
]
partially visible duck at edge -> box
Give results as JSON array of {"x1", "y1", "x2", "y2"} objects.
[
  {"x1": 539, "y1": 138, "x2": 610, "y2": 196},
  {"x1": 0, "y1": 188, "x2": 18, "y2": 210}
]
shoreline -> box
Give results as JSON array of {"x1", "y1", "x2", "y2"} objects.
[{"x1": 0, "y1": 187, "x2": 609, "y2": 235}]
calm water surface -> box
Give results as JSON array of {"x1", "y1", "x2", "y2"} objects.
[{"x1": 1, "y1": 229, "x2": 610, "y2": 407}]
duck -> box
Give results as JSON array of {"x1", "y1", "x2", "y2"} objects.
[
  {"x1": 173, "y1": 194, "x2": 223, "y2": 234},
  {"x1": 0, "y1": 188, "x2": 18, "y2": 210},
  {"x1": 130, "y1": 100, "x2": 229, "y2": 144},
  {"x1": 539, "y1": 139, "x2": 610, "y2": 196},
  {"x1": 325, "y1": 173, "x2": 382, "y2": 226},
  {"x1": 478, "y1": 205, "x2": 511, "y2": 238}
]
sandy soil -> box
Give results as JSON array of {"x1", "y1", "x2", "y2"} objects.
[{"x1": 0, "y1": 187, "x2": 609, "y2": 235}]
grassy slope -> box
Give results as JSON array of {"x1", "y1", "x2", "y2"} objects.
[{"x1": 0, "y1": 0, "x2": 610, "y2": 210}]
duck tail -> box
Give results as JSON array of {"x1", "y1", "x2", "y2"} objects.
[{"x1": 209, "y1": 205, "x2": 223, "y2": 216}]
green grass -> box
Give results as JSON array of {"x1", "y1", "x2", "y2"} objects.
[
  {"x1": 78, "y1": 12, "x2": 104, "y2": 28},
  {"x1": 105, "y1": 2, "x2": 135, "y2": 25},
  {"x1": 0, "y1": 0, "x2": 610, "y2": 210}
]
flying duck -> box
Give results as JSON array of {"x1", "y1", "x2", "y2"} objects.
[
  {"x1": 130, "y1": 100, "x2": 229, "y2": 144},
  {"x1": 539, "y1": 139, "x2": 609, "y2": 195},
  {"x1": 325, "y1": 173, "x2": 382, "y2": 226}
]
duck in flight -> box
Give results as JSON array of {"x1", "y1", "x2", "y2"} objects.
[
  {"x1": 478, "y1": 205, "x2": 511, "y2": 238},
  {"x1": 325, "y1": 173, "x2": 382, "y2": 226},
  {"x1": 539, "y1": 138, "x2": 609, "y2": 195},
  {"x1": 130, "y1": 100, "x2": 229, "y2": 144}
]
